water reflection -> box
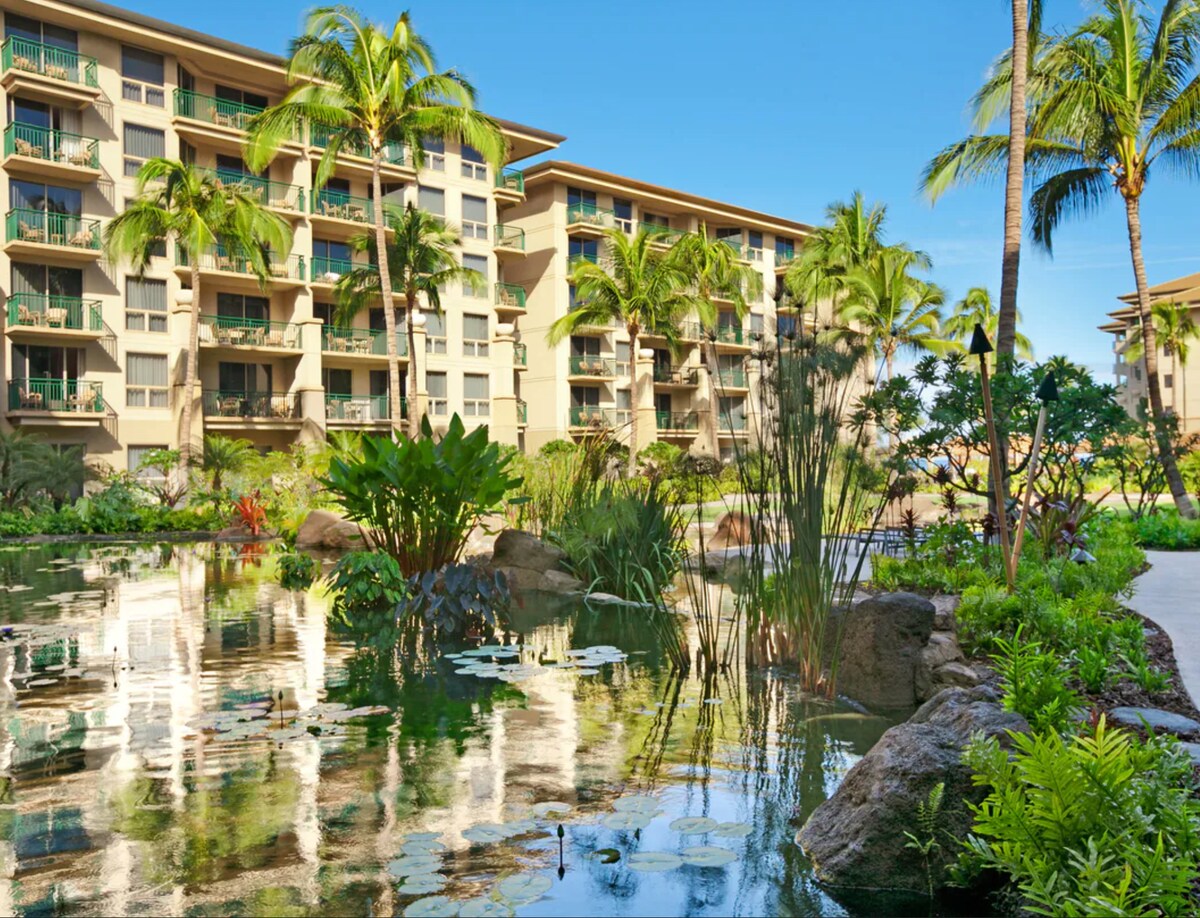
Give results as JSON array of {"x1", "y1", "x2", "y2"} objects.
[{"x1": 0, "y1": 544, "x2": 902, "y2": 916}]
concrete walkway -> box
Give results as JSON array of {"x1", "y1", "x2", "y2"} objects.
[{"x1": 1127, "y1": 551, "x2": 1200, "y2": 706}]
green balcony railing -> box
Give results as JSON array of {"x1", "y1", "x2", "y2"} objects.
[
  {"x1": 9, "y1": 378, "x2": 103, "y2": 413},
  {"x1": 309, "y1": 123, "x2": 408, "y2": 166},
  {"x1": 656, "y1": 410, "x2": 699, "y2": 431},
  {"x1": 641, "y1": 222, "x2": 685, "y2": 243},
  {"x1": 722, "y1": 413, "x2": 748, "y2": 431},
  {"x1": 567, "y1": 252, "x2": 599, "y2": 271},
  {"x1": 494, "y1": 224, "x2": 525, "y2": 250},
  {"x1": 570, "y1": 405, "x2": 618, "y2": 428},
  {"x1": 4, "y1": 122, "x2": 99, "y2": 169},
  {"x1": 202, "y1": 390, "x2": 299, "y2": 419},
  {"x1": 718, "y1": 236, "x2": 747, "y2": 259},
  {"x1": 311, "y1": 189, "x2": 373, "y2": 223},
  {"x1": 514, "y1": 342, "x2": 528, "y2": 367},
  {"x1": 495, "y1": 169, "x2": 524, "y2": 194},
  {"x1": 517, "y1": 399, "x2": 528, "y2": 424},
  {"x1": 6, "y1": 208, "x2": 100, "y2": 250},
  {"x1": 310, "y1": 255, "x2": 356, "y2": 281},
  {"x1": 1, "y1": 37, "x2": 97, "y2": 87},
  {"x1": 569, "y1": 355, "x2": 616, "y2": 377},
  {"x1": 325, "y1": 393, "x2": 397, "y2": 422},
  {"x1": 716, "y1": 367, "x2": 748, "y2": 388},
  {"x1": 322, "y1": 325, "x2": 407, "y2": 357},
  {"x1": 172, "y1": 90, "x2": 294, "y2": 138},
  {"x1": 203, "y1": 168, "x2": 304, "y2": 212},
  {"x1": 653, "y1": 365, "x2": 700, "y2": 385},
  {"x1": 199, "y1": 314, "x2": 301, "y2": 349},
  {"x1": 495, "y1": 282, "x2": 526, "y2": 310},
  {"x1": 715, "y1": 324, "x2": 746, "y2": 345},
  {"x1": 177, "y1": 247, "x2": 304, "y2": 281},
  {"x1": 7, "y1": 293, "x2": 102, "y2": 331},
  {"x1": 566, "y1": 201, "x2": 617, "y2": 228},
  {"x1": 775, "y1": 249, "x2": 799, "y2": 269}
]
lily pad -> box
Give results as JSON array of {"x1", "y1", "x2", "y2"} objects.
[
  {"x1": 681, "y1": 845, "x2": 738, "y2": 867},
  {"x1": 713, "y1": 821, "x2": 752, "y2": 838},
  {"x1": 387, "y1": 855, "x2": 443, "y2": 877},
  {"x1": 531, "y1": 801, "x2": 573, "y2": 818},
  {"x1": 594, "y1": 847, "x2": 621, "y2": 863},
  {"x1": 669, "y1": 816, "x2": 719, "y2": 835},
  {"x1": 463, "y1": 823, "x2": 510, "y2": 844},
  {"x1": 459, "y1": 899, "x2": 513, "y2": 918},
  {"x1": 612, "y1": 795, "x2": 658, "y2": 813},
  {"x1": 574, "y1": 668, "x2": 601, "y2": 676},
  {"x1": 403, "y1": 896, "x2": 458, "y2": 917},
  {"x1": 628, "y1": 851, "x2": 683, "y2": 873},
  {"x1": 496, "y1": 873, "x2": 552, "y2": 905},
  {"x1": 401, "y1": 838, "x2": 446, "y2": 855},
  {"x1": 603, "y1": 811, "x2": 652, "y2": 831},
  {"x1": 398, "y1": 876, "x2": 447, "y2": 895}
]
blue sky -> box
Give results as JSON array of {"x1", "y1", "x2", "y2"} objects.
[{"x1": 123, "y1": 0, "x2": 1200, "y2": 377}]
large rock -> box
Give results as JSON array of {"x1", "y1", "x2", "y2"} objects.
[
  {"x1": 915, "y1": 632, "x2": 966, "y2": 701},
  {"x1": 709, "y1": 511, "x2": 754, "y2": 549},
  {"x1": 295, "y1": 510, "x2": 366, "y2": 550},
  {"x1": 1108, "y1": 706, "x2": 1200, "y2": 735},
  {"x1": 797, "y1": 686, "x2": 1029, "y2": 894},
  {"x1": 835, "y1": 592, "x2": 935, "y2": 709},
  {"x1": 491, "y1": 529, "x2": 567, "y2": 573}
]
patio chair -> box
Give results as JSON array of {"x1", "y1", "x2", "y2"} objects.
[
  {"x1": 44, "y1": 307, "x2": 67, "y2": 327},
  {"x1": 68, "y1": 149, "x2": 94, "y2": 168},
  {"x1": 218, "y1": 396, "x2": 241, "y2": 416},
  {"x1": 18, "y1": 220, "x2": 42, "y2": 242},
  {"x1": 13, "y1": 55, "x2": 37, "y2": 72},
  {"x1": 18, "y1": 388, "x2": 43, "y2": 410},
  {"x1": 261, "y1": 328, "x2": 284, "y2": 347},
  {"x1": 14, "y1": 138, "x2": 43, "y2": 158},
  {"x1": 271, "y1": 396, "x2": 293, "y2": 418}
]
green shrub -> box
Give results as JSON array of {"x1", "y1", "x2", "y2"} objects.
[
  {"x1": 276, "y1": 551, "x2": 318, "y2": 590},
  {"x1": 964, "y1": 719, "x2": 1200, "y2": 916},
  {"x1": 326, "y1": 551, "x2": 409, "y2": 648},
  {"x1": 1127, "y1": 510, "x2": 1200, "y2": 550},
  {"x1": 324, "y1": 415, "x2": 521, "y2": 576},
  {"x1": 638, "y1": 441, "x2": 683, "y2": 475},
  {"x1": 992, "y1": 627, "x2": 1081, "y2": 733}
]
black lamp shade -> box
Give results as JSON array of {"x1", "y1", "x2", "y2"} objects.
[
  {"x1": 968, "y1": 323, "x2": 994, "y2": 356},
  {"x1": 1035, "y1": 371, "x2": 1059, "y2": 403}
]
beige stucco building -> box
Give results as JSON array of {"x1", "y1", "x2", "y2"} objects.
[
  {"x1": 1100, "y1": 271, "x2": 1200, "y2": 434},
  {"x1": 1, "y1": 0, "x2": 814, "y2": 472}
]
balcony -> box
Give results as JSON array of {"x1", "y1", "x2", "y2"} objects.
[
  {"x1": 566, "y1": 202, "x2": 622, "y2": 236},
  {"x1": 569, "y1": 355, "x2": 617, "y2": 379},
  {"x1": 717, "y1": 237, "x2": 751, "y2": 263},
  {"x1": 495, "y1": 282, "x2": 526, "y2": 313},
  {"x1": 517, "y1": 399, "x2": 528, "y2": 426},
  {"x1": 309, "y1": 124, "x2": 413, "y2": 179},
  {"x1": 721, "y1": 413, "x2": 749, "y2": 433},
  {"x1": 715, "y1": 367, "x2": 749, "y2": 389},
  {"x1": 310, "y1": 256, "x2": 357, "y2": 287},
  {"x1": 3, "y1": 123, "x2": 100, "y2": 182},
  {"x1": 641, "y1": 222, "x2": 686, "y2": 246},
  {"x1": 569, "y1": 406, "x2": 621, "y2": 430},
  {"x1": 8, "y1": 378, "x2": 104, "y2": 424},
  {"x1": 203, "y1": 390, "x2": 300, "y2": 424},
  {"x1": 5, "y1": 209, "x2": 101, "y2": 262},
  {"x1": 310, "y1": 189, "x2": 375, "y2": 230},
  {"x1": 653, "y1": 365, "x2": 700, "y2": 387},
  {"x1": 1, "y1": 38, "x2": 99, "y2": 107},
  {"x1": 567, "y1": 252, "x2": 600, "y2": 273},
  {"x1": 714, "y1": 325, "x2": 749, "y2": 349},
  {"x1": 173, "y1": 90, "x2": 297, "y2": 151},
  {"x1": 176, "y1": 248, "x2": 306, "y2": 289},
  {"x1": 514, "y1": 342, "x2": 528, "y2": 369},
  {"x1": 325, "y1": 393, "x2": 398, "y2": 425},
  {"x1": 198, "y1": 315, "x2": 302, "y2": 351},
  {"x1": 494, "y1": 169, "x2": 525, "y2": 204},
  {"x1": 322, "y1": 325, "x2": 407, "y2": 361},
  {"x1": 494, "y1": 224, "x2": 526, "y2": 256},
  {"x1": 774, "y1": 249, "x2": 799, "y2": 273},
  {"x1": 656, "y1": 411, "x2": 699, "y2": 433},
  {"x1": 203, "y1": 168, "x2": 305, "y2": 217},
  {"x1": 7, "y1": 294, "x2": 104, "y2": 341}
]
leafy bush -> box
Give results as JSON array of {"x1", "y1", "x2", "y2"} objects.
[
  {"x1": 992, "y1": 627, "x2": 1081, "y2": 732},
  {"x1": 964, "y1": 719, "x2": 1200, "y2": 917},
  {"x1": 1127, "y1": 510, "x2": 1200, "y2": 550},
  {"x1": 638, "y1": 441, "x2": 683, "y2": 475},
  {"x1": 404, "y1": 563, "x2": 510, "y2": 635},
  {"x1": 276, "y1": 551, "x2": 318, "y2": 590},
  {"x1": 324, "y1": 415, "x2": 521, "y2": 576},
  {"x1": 326, "y1": 551, "x2": 409, "y2": 647}
]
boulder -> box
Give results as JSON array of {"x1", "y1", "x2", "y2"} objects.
[
  {"x1": 322, "y1": 520, "x2": 370, "y2": 551},
  {"x1": 930, "y1": 660, "x2": 984, "y2": 691},
  {"x1": 1108, "y1": 706, "x2": 1200, "y2": 735},
  {"x1": 797, "y1": 686, "x2": 1029, "y2": 894},
  {"x1": 493, "y1": 566, "x2": 584, "y2": 594},
  {"x1": 296, "y1": 510, "x2": 350, "y2": 550},
  {"x1": 931, "y1": 595, "x2": 959, "y2": 633},
  {"x1": 215, "y1": 525, "x2": 250, "y2": 542},
  {"x1": 491, "y1": 529, "x2": 567, "y2": 573},
  {"x1": 915, "y1": 632, "x2": 966, "y2": 701},
  {"x1": 834, "y1": 592, "x2": 935, "y2": 709},
  {"x1": 709, "y1": 511, "x2": 754, "y2": 549}
]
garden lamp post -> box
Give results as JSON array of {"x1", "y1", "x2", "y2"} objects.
[
  {"x1": 1009, "y1": 370, "x2": 1058, "y2": 581},
  {"x1": 970, "y1": 323, "x2": 1014, "y2": 591}
]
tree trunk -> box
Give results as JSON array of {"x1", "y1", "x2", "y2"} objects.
[
  {"x1": 707, "y1": 338, "x2": 722, "y2": 459},
  {"x1": 628, "y1": 325, "x2": 639, "y2": 477},
  {"x1": 1124, "y1": 194, "x2": 1196, "y2": 518},
  {"x1": 996, "y1": 0, "x2": 1027, "y2": 362},
  {"x1": 885, "y1": 347, "x2": 897, "y2": 448},
  {"x1": 406, "y1": 289, "x2": 419, "y2": 438},
  {"x1": 180, "y1": 265, "x2": 201, "y2": 471},
  {"x1": 371, "y1": 152, "x2": 405, "y2": 438}
]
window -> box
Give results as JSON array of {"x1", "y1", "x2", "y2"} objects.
[
  {"x1": 218, "y1": 361, "x2": 272, "y2": 393},
  {"x1": 11, "y1": 179, "x2": 81, "y2": 216},
  {"x1": 314, "y1": 238, "x2": 352, "y2": 275},
  {"x1": 216, "y1": 85, "x2": 268, "y2": 111},
  {"x1": 567, "y1": 186, "x2": 597, "y2": 207},
  {"x1": 775, "y1": 236, "x2": 795, "y2": 263},
  {"x1": 121, "y1": 46, "x2": 164, "y2": 106},
  {"x1": 463, "y1": 253, "x2": 489, "y2": 297},
  {"x1": 615, "y1": 341, "x2": 631, "y2": 376},
  {"x1": 571, "y1": 336, "x2": 601, "y2": 357},
  {"x1": 462, "y1": 194, "x2": 488, "y2": 239},
  {"x1": 322, "y1": 368, "x2": 352, "y2": 394},
  {"x1": 12, "y1": 261, "x2": 82, "y2": 300},
  {"x1": 642, "y1": 211, "x2": 670, "y2": 230},
  {"x1": 461, "y1": 144, "x2": 486, "y2": 181},
  {"x1": 422, "y1": 137, "x2": 445, "y2": 171},
  {"x1": 463, "y1": 314, "x2": 490, "y2": 357},
  {"x1": 613, "y1": 198, "x2": 633, "y2": 232},
  {"x1": 314, "y1": 302, "x2": 334, "y2": 326},
  {"x1": 750, "y1": 313, "x2": 765, "y2": 337},
  {"x1": 615, "y1": 388, "x2": 632, "y2": 424},
  {"x1": 216, "y1": 292, "x2": 268, "y2": 321},
  {"x1": 568, "y1": 236, "x2": 598, "y2": 268},
  {"x1": 777, "y1": 314, "x2": 798, "y2": 339},
  {"x1": 126, "y1": 353, "x2": 168, "y2": 408},
  {"x1": 1165, "y1": 374, "x2": 1174, "y2": 389},
  {"x1": 125, "y1": 277, "x2": 167, "y2": 332},
  {"x1": 123, "y1": 123, "x2": 165, "y2": 177},
  {"x1": 717, "y1": 229, "x2": 743, "y2": 255},
  {"x1": 425, "y1": 311, "x2": 447, "y2": 353},
  {"x1": 747, "y1": 230, "x2": 764, "y2": 261},
  {"x1": 5, "y1": 15, "x2": 77, "y2": 50},
  {"x1": 463, "y1": 374, "x2": 490, "y2": 417},
  {"x1": 417, "y1": 186, "x2": 445, "y2": 216},
  {"x1": 719, "y1": 396, "x2": 747, "y2": 430},
  {"x1": 128, "y1": 445, "x2": 167, "y2": 482},
  {"x1": 427, "y1": 371, "x2": 448, "y2": 416}
]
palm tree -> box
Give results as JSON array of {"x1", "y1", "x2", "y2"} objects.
[
  {"x1": 839, "y1": 247, "x2": 947, "y2": 383},
  {"x1": 919, "y1": 0, "x2": 1200, "y2": 518},
  {"x1": 104, "y1": 159, "x2": 292, "y2": 470},
  {"x1": 945, "y1": 287, "x2": 1034, "y2": 364},
  {"x1": 245, "y1": 6, "x2": 507, "y2": 441},
  {"x1": 202, "y1": 434, "x2": 256, "y2": 492},
  {"x1": 334, "y1": 203, "x2": 479, "y2": 437},
  {"x1": 1124, "y1": 301, "x2": 1200, "y2": 424},
  {"x1": 548, "y1": 228, "x2": 691, "y2": 474},
  {"x1": 669, "y1": 223, "x2": 763, "y2": 457},
  {"x1": 785, "y1": 191, "x2": 887, "y2": 307}
]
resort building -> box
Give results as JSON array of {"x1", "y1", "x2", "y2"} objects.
[
  {"x1": 0, "y1": 0, "x2": 813, "y2": 472},
  {"x1": 1100, "y1": 271, "x2": 1200, "y2": 434}
]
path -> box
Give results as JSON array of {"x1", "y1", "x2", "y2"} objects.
[{"x1": 1127, "y1": 551, "x2": 1200, "y2": 706}]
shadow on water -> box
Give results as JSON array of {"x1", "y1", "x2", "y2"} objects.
[{"x1": 0, "y1": 543, "x2": 911, "y2": 916}]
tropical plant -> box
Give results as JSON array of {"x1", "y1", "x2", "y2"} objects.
[
  {"x1": 944, "y1": 287, "x2": 1034, "y2": 364},
  {"x1": 276, "y1": 551, "x2": 319, "y2": 591},
  {"x1": 104, "y1": 158, "x2": 292, "y2": 470},
  {"x1": 202, "y1": 435, "x2": 255, "y2": 493},
  {"x1": 245, "y1": 6, "x2": 506, "y2": 437},
  {"x1": 233, "y1": 491, "x2": 268, "y2": 536},
  {"x1": 403, "y1": 563, "x2": 510, "y2": 636},
  {"x1": 991, "y1": 625, "x2": 1081, "y2": 732},
  {"x1": 903, "y1": 782, "x2": 947, "y2": 899},
  {"x1": 1124, "y1": 300, "x2": 1200, "y2": 422},
  {"x1": 784, "y1": 191, "x2": 887, "y2": 306},
  {"x1": 326, "y1": 551, "x2": 409, "y2": 648},
  {"x1": 334, "y1": 203, "x2": 479, "y2": 435},
  {"x1": 548, "y1": 227, "x2": 692, "y2": 473},
  {"x1": 133, "y1": 448, "x2": 187, "y2": 508},
  {"x1": 670, "y1": 223, "x2": 764, "y2": 457},
  {"x1": 324, "y1": 414, "x2": 521, "y2": 575},
  {"x1": 0, "y1": 429, "x2": 48, "y2": 509}
]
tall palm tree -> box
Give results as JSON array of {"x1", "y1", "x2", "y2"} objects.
[
  {"x1": 202, "y1": 434, "x2": 255, "y2": 492},
  {"x1": 785, "y1": 191, "x2": 887, "y2": 307},
  {"x1": 1124, "y1": 300, "x2": 1200, "y2": 424},
  {"x1": 839, "y1": 247, "x2": 947, "y2": 382},
  {"x1": 945, "y1": 287, "x2": 1034, "y2": 364},
  {"x1": 669, "y1": 223, "x2": 763, "y2": 457},
  {"x1": 919, "y1": 0, "x2": 1200, "y2": 518},
  {"x1": 548, "y1": 228, "x2": 691, "y2": 474},
  {"x1": 245, "y1": 7, "x2": 507, "y2": 443},
  {"x1": 334, "y1": 203, "x2": 478, "y2": 437},
  {"x1": 104, "y1": 158, "x2": 292, "y2": 470}
]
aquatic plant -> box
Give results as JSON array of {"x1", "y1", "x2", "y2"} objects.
[
  {"x1": 404, "y1": 563, "x2": 510, "y2": 636},
  {"x1": 275, "y1": 551, "x2": 318, "y2": 590}
]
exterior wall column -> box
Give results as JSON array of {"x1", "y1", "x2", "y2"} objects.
[
  {"x1": 696, "y1": 358, "x2": 718, "y2": 457},
  {"x1": 409, "y1": 323, "x2": 428, "y2": 428},
  {"x1": 634, "y1": 346, "x2": 657, "y2": 454},
  {"x1": 295, "y1": 317, "x2": 326, "y2": 445},
  {"x1": 489, "y1": 323, "x2": 519, "y2": 445},
  {"x1": 171, "y1": 291, "x2": 202, "y2": 455}
]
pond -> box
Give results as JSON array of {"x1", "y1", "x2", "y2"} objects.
[{"x1": 0, "y1": 543, "x2": 906, "y2": 917}]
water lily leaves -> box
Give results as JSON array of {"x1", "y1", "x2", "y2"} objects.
[
  {"x1": 459, "y1": 898, "x2": 513, "y2": 917},
  {"x1": 628, "y1": 851, "x2": 683, "y2": 872},
  {"x1": 603, "y1": 811, "x2": 652, "y2": 831},
  {"x1": 681, "y1": 845, "x2": 738, "y2": 867},
  {"x1": 669, "y1": 816, "x2": 719, "y2": 835},
  {"x1": 574, "y1": 668, "x2": 600, "y2": 676},
  {"x1": 713, "y1": 822, "x2": 752, "y2": 838},
  {"x1": 388, "y1": 855, "x2": 442, "y2": 877},
  {"x1": 463, "y1": 823, "x2": 510, "y2": 844},
  {"x1": 496, "y1": 873, "x2": 552, "y2": 905},
  {"x1": 403, "y1": 896, "x2": 458, "y2": 917},
  {"x1": 401, "y1": 838, "x2": 446, "y2": 856},
  {"x1": 531, "y1": 801, "x2": 573, "y2": 818},
  {"x1": 611, "y1": 795, "x2": 658, "y2": 813},
  {"x1": 398, "y1": 876, "x2": 447, "y2": 895},
  {"x1": 594, "y1": 848, "x2": 621, "y2": 863}
]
